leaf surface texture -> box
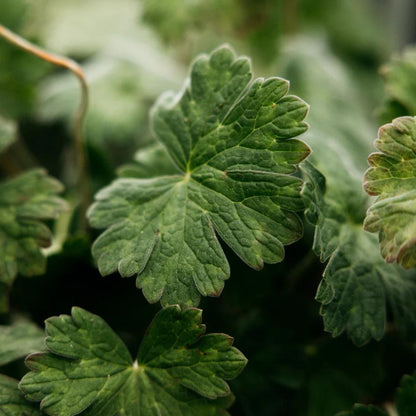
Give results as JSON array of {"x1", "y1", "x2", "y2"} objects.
[
  {"x1": 88, "y1": 45, "x2": 310, "y2": 306},
  {"x1": 19, "y1": 306, "x2": 247, "y2": 416},
  {"x1": 364, "y1": 116, "x2": 416, "y2": 268}
]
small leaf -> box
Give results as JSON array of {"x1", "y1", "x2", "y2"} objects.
[
  {"x1": 0, "y1": 320, "x2": 44, "y2": 366},
  {"x1": 0, "y1": 169, "x2": 68, "y2": 311},
  {"x1": 88, "y1": 45, "x2": 310, "y2": 306},
  {"x1": 19, "y1": 306, "x2": 247, "y2": 416},
  {"x1": 0, "y1": 374, "x2": 43, "y2": 416},
  {"x1": 364, "y1": 116, "x2": 416, "y2": 268},
  {"x1": 0, "y1": 116, "x2": 17, "y2": 154}
]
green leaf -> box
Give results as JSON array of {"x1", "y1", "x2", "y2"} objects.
[
  {"x1": 364, "y1": 116, "x2": 416, "y2": 269},
  {"x1": 337, "y1": 404, "x2": 387, "y2": 416},
  {"x1": 278, "y1": 37, "x2": 416, "y2": 345},
  {"x1": 117, "y1": 143, "x2": 181, "y2": 178},
  {"x1": 0, "y1": 116, "x2": 17, "y2": 154},
  {"x1": 302, "y1": 161, "x2": 416, "y2": 346},
  {"x1": 19, "y1": 306, "x2": 247, "y2": 416},
  {"x1": 0, "y1": 320, "x2": 44, "y2": 366},
  {"x1": 0, "y1": 374, "x2": 43, "y2": 416},
  {"x1": 88, "y1": 45, "x2": 310, "y2": 306},
  {"x1": 0, "y1": 169, "x2": 68, "y2": 312},
  {"x1": 380, "y1": 47, "x2": 416, "y2": 116},
  {"x1": 397, "y1": 372, "x2": 416, "y2": 416}
]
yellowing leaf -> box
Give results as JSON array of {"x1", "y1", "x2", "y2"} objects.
[{"x1": 364, "y1": 116, "x2": 416, "y2": 268}]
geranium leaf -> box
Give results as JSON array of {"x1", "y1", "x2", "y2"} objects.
[
  {"x1": 0, "y1": 169, "x2": 68, "y2": 312},
  {"x1": 302, "y1": 161, "x2": 416, "y2": 346},
  {"x1": 364, "y1": 116, "x2": 416, "y2": 268},
  {"x1": 0, "y1": 374, "x2": 43, "y2": 416},
  {"x1": 278, "y1": 38, "x2": 416, "y2": 346},
  {"x1": 88, "y1": 45, "x2": 310, "y2": 306},
  {"x1": 117, "y1": 143, "x2": 181, "y2": 179},
  {"x1": 0, "y1": 320, "x2": 44, "y2": 366},
  {"x1": 19, "y1": 306, "x2": 247, "y2": 416}
]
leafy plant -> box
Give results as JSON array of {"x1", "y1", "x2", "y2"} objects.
[{"x1": 1, "y1": 2, "x2": 416, "y2": 415}]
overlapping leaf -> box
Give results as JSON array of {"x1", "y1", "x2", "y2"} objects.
[
  {"x1": 0, "y1": 169, "x2": 68, "y2": 312},
  {"x1": 302, "y1": 161, "x2": 416, "y2": 346},
  {"x1": 19, "y1": 306, "x2": 247, "y2": 416},
  {"x1": 0, "y1": 374, "x2": 43, "y2": 416},
  {"x1": 278, "y1": 37, "x2": 416, "y2": 346},
  {"x1": 0, "y1": 320, "x2": 44, "y2": 366},
  {"x1": 88, "y1": 45, "x2": 310, "y2": 306},
  {"x1": 364, "y1": 116, "x2": 416, "y2": 268}
]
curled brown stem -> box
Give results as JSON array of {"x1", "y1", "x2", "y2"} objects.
[{"x1": 0, "y1": 23, "x2": 90, "y2": 231}]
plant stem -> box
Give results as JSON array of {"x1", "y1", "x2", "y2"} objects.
[
  {"x1": 0, "y1": 23, "x2": 90, "y2": 231},
  {"x1": 384, "y1": 403, "x2": 398, "y2": 416}
]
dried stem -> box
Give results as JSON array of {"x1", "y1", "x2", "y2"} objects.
[{"x1": 0, "y1": 23, "x2": 90, "y2": 231}]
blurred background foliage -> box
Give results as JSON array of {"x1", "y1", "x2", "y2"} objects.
[{"x1": 1, "y1": 0, "x2": 416, "y2": 415}]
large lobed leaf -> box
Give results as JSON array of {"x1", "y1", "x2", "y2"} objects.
[
  {"x1": 19, "y1": 306, "x2": 247, "y2": 416},
  {"x1": 364, "y1": 116, "x2": 416, "y2": 269},
  {"x1": 88, "y1": 45, "x2": 310, "y2": 306},
  {"x1": 0, "y1": 169, "x2": 68, "y2": 312}
]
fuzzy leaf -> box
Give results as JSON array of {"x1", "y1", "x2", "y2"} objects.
[
  {"x1": 19, "y1": 306, "x2": 247, "y2": 416},
  {"x1": 302, "y1": 161, "x2": 416, "y2": 346},
  {"x1": 0, "y1": 374, "x2": 43, "y2": 416},
  {"x1": 364, "y1": 116, "x2": 416, "y2": 268},
  {"x1": 0, "y1": 169, "x2": 68, "y2": 311},
  {"x1": 0, "y1": 320, "x2": 44, "y2": 366},
  {"x1": 88, "y1": 45, "x2": 310, "y2": 306}
]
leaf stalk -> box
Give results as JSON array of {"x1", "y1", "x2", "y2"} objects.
[{"x1": 0, "y1": 23, "x2": 90, "y2": 231}]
